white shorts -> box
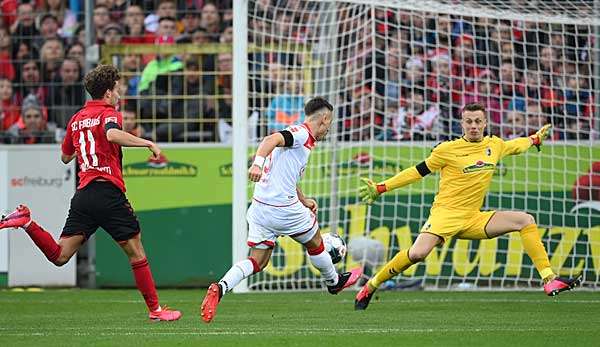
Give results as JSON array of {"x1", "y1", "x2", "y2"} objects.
[{"x1": 246, "y1": 199, "x2": 319, "y2": 249}]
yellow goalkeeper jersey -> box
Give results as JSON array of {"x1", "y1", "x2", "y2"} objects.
[{"x1": 423, "y1": 136, "x2": 532, "y2": 212}]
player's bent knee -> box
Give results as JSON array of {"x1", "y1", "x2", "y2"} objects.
[
  {"x1": 248, "y1": 256, "x2": 268, "y2": 273},
  {"x1": 408, "y1": 248, "x2": 430, "y2": 263},
  {"x1": 517, "y1": 213, "x2": 536, "y2": 229}
]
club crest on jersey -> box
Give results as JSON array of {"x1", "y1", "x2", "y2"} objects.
[
  {"x1": 105, "y1": 116, "x2": 118, "y2": 124},
  {"x1": 463, "y1": 160, "x2": 495, "y2": 173},
  {"x1": 486, "y1": 147, "x2": 491, "y2": 156}
]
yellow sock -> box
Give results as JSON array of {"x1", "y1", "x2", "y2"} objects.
[
  {"x1": 368, "y1": 249, "x2": 414, "y2": 291},
  {"x1": 520, "y1": 223, "x2": 555, "y2": 282}
]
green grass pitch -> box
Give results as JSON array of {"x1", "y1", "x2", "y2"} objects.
[{"x1": 1, "y1": 289, "x2": 599, "y2": 346}]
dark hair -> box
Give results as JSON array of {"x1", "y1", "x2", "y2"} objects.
[
  {"x1": 158, "y1": 16, "x2": 177, "y2": 24},
  {"x1": 461, "y1": 102, "x2": 486, "y2": 116},
  {"x1": 191, "y1": 27, "x2": 208, "y2": 34},
  {"x1": 305, "y1": 97, "x2": 333, "y2": 116},
  {"x1": 83, "y1": 64, "x2": 120, "y2": 99}
]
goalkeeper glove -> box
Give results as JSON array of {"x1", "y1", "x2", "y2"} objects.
[
  {"x1": 530, "y1": 124, "x2": 552, "y2": 152},
  {"x1": 359, "y1": 177, "x2": 387, "y2": 205}
]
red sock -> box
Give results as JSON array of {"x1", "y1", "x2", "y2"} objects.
[
  {"x1": 131, "y1": 258, "x2": 160, "y2": 311},
  {"x1": 25, "y1": 222, "x2": 62, "y2": 263}
]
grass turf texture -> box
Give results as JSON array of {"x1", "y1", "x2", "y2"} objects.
[{"x1": 1, "y1": 289, "x2": 599, "y2": 346}]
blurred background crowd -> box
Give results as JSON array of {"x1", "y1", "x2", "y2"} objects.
[{"x1": 0, "y1": 0, "x2": 597, "y2": 144}]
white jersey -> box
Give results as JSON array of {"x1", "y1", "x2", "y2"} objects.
[{"x1": 252, "y1": 123, "x2": 316, "y2": 206}]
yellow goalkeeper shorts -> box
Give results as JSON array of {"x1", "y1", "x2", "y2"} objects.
[{"x1": 419, "y1": 207, "x2": 496, "y2": 242}]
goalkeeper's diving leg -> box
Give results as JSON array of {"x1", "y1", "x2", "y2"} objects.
[
  {"x1": 483, "y1": 211, "x2": 582, "y2": 296},
  {"x1": 355, "y1": 232, "x2": 441, "y2": 310}
]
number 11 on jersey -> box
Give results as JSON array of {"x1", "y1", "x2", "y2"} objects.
[{"x1": 79, "y1": 130, "x2": 98, "y2": 167}]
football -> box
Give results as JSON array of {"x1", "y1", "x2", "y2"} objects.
[{"x1": 322, "y1": 233, "x2": 347, "y2": 264}]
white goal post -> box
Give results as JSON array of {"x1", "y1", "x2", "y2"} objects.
[{"x1": 233, "y1": 0, "x2": 600, "y2": 292}]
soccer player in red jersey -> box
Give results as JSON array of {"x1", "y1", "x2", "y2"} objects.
[{"x1": 0, "y1": 65, "x2": 181, "y2": 321}]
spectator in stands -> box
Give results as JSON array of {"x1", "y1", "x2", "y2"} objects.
[
  {"x1": 0, "y1": 0, "x2": 17, "y2": 29},
  {"x1": 275, "y1": 10, "x2": 295, "y2": 41},
  {"x1": 93, "y1": 4, "x2": 111, "y2": 42},
  {"x1": 498, "y1": 60, "x2": 523, "y2": 109},
  {"x1": 190, "y1": 26, "x2": 210, "y2": 44},
  {"x1": 389, "y1": 89, "x2": 439, "y2": 141},
  {"x1": 107, "y1": 0, "x2": 128, "y2": 21},
  {"x1": 145, "y1": 0, "x2": 182, "y2": 34},
  {"x1": 426, "y1": 52, "x2": 451, "y2": 103},
  {"x1": 47, "y1": 58, "x2": 84, "y2": 129},
  {"x1": 122, "y1": 103, "x2": 146, "y2": 138},
  {"x1": 401, "y1": 57, "x2": 425, "y2": 89},
  {"x1": 7, "y1": 94, "x2": 53, "y2": 144},
  {"x1": 499, "y1": 41, "x2": 524, "y2": 70},
  {"x1": 384, "y1": 47, "x2": 403, "y2": 102},
  {"x1": 564, "y1": 76, "x2": 592, "y2": 118},
  {"x1": 525, "y1": 102, "x2": 550, "y2": 136},
  {"x1": 123, "y1": 4, "x2": 153, "y2": 44},
  {"x1": 0, "y1": 77, "x2": 20, "y2": 131},
  {"x1": 138, "y1": 20, "x2": 185, "y2": 141},
  {"x1": 41, "y1": 0, "x2": 78, "y2": 38},
  {"x1": 539, "y1": 46, "x2": 563, "y2": 83},
  {"x1": 34, "y1": 14, "x2": 61, "y2": 51},
  {"x1": 66, "y1": 42, "x2": 85, "y2": 69},
  {"x1": 15, "y1": 56, "x2": 47, "y2": 105},
  {"x1": 0, "y1": 27, "x2": 15, "y2": 80},
  {"x1": 179, "y1": 59, "x2": 216, "y2": 141},
  {"x1": 178, "y1": 6, "x2": 201, "y2": 40},
  {"x1": 212, "y1": 52, "x2": 234, "y2": 142},
  {"x1": 13, "y1": 39, "x2": 36, "y2": 62},
  {"x1": 503, "y1": 110, "x2": 527, "y2": 139},
  {"x1": 103, "y1": 23, "x2": 124, "y2": 45},
  {"x1": 432, "y1": 13, "x2": 453, "y2": 51},
  {"x1": 265, "y1": 68, "x2": 305, "y2": 133},
  {"x1": 73, "y1": 24, "x2": 86, "y2": 45},
  {"x1": 122, "y1": 53, "x2": 142, "y2": 95},
  {"x1": 39, "y1": 38, "x2": 64, "y2": 81},
  {"x1": 565, "y1": 117, "x2": 591, "y2": 140},
  {"x1": 463, "y1": 68, "x2": 502, "y2": 134},
  {"x1": 220, "y1": 25, "x2": 233, "y2": 44},
  {"x1": 10, "y1": 2, "x2": 38, "y2": 45},
  {"x1": 138, "y1": 17, "x2": 182, "y2": 93},
  {"x1": 200, "y1": 2, "x2": 221, "y2": 41}
]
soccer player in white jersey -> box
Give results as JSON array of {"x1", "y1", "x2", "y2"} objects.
[{"x1": 201, "y1": 97, "x2": 362, "y2": 323}]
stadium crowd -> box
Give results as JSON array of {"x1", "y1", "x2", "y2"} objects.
[{"x1": 0, "y1": 0, "x2": 597, "y2": 143}]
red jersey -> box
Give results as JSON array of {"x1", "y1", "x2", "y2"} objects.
[{"x1": 61, "y1": 100, "x2": 126, "y2": 192}]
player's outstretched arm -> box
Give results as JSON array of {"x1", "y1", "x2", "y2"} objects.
[
  {"x1": 248, "y1": 132, "x2": 285, "y2": 182},
  {"x1": 530, "y1": 123, "x2": 552, "y2": 152},
  {"x1": 359, "y1": 164, "x2": 428, "y2": 205},
  {"x1": 106, "y1": 128, "x2": 161, "y2": 159},
  {"x1": 503, "y1": 124, "x2": 553, "y2": 156}
]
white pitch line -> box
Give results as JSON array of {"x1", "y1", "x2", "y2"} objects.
[
  {"x1": 0, "y1": 297, "x2": 599, "y2": 305},
  {"x1": 0, "y1": 326, "x2": 596, "y2": 337}
]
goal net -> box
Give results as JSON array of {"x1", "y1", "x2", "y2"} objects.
[{"x1": 242, "y1": 0, "x2": 600, "y2": 291}]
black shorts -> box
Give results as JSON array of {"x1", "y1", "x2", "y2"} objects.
[{"x1": 62, "y1": 181, "x2": 140, "y2": 242}]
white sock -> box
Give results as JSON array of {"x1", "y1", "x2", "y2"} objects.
[
  {"x1": 309, "y1": 251, "x2": 338, "y2": 286},
  {"x1": 218, "y1": 259, "x2": 255, "y2": 296}
]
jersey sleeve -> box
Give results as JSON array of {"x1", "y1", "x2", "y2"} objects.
[
  {"x1": 500, "y1": 137, "x2": 531, "y2": 158},
  {"x1": 61, "y1": 121, "x2": 75, "y2": 156},
  {"x1": 286, "y1": 125, "x2": 310, "y2": 148},
  {"x1": 102, "y1": 110, "x2": 122, "y2": 134},
  {"x1": 424, "y1": 143, "x2": 448, "y2": 172}
]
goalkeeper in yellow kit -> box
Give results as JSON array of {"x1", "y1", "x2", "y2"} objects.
[{"x1": 355, "y1": 103, "x2": 582, "y2": 310}]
